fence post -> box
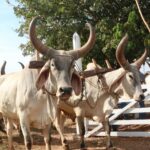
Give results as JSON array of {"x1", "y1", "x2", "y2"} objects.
[
  {"x1": 73, "y1": 32, "x2": 82, "y2": 71},
  {"x1": 72, "y1": 32, "x2": 88, "y2": 135}
]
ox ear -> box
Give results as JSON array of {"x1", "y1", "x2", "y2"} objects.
[
  {"x1": 36, "y1": 61, "x2": 50, "y2": 90},
  {"x1": 71, "y1": 72, "x2": 82, "y2": 96}
]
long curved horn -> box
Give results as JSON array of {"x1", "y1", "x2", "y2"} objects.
[
  {"x1": 134, "y1": 48, "x2": 148, "y2": 69},
  {"x1": 1, "y1": 61, "x2": 6, "y2": 75},
  {"x1": 68, "y1": 23, "x2": 96, "y2": 59},
  {"x1": 29, "y1": 17, "x2": 56, "y2": 57},
  {"x1": 116, "y1": 34, "x2": 130, "y2": 70},
  {"x1": 18, "y1": 62, "x2": 25, "y2": 69}
]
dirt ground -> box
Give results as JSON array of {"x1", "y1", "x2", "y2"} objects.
[{"x1": 1, "y1": 120, "x2": 150, "y2": 150}]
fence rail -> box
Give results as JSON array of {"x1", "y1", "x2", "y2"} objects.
[{"x1": 84, "y1": 94, "x2": 150, "y2": 138}]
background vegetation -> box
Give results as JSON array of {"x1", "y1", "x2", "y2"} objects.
[{"x1": 7, "y1": 0, "x2": 150, "y2": 68}]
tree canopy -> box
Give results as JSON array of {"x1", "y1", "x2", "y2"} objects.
[{"x1": 8, "y1": 0, "x2": 150, "y2": 68}]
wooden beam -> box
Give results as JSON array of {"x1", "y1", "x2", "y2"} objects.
[
  {"x1": 84, "y1": 100, "x2": 137, "y2": 138},
  {"x1": 28, "y1": 60, "x2": 45, "y2": 69},
  {"x1": 96, "y1": 131, "x2": 150, "y2": 137}
]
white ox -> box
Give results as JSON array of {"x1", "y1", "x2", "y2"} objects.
[
  {"x1": 0, "y1": 17, "x2": 95, "y2": 150},
  {"x1": 141, "y1": 62, "x2": 150, "y2": 95},
  {"x1": 145, "y1": 62, "x2": 150, "y2": 83},
  {"x1": 0, "y1": 61, "x2": 25, "y2": 135},
  {"x1": 57, "y1": 34, "x2": 148, "y2": 149},
  {"x1": 145, "y1": 73, "x2": 150, "y2": 82},
  {"x1": 0, "y1": 61, "x2": 7, "y2": 133},
  {"x1": 144, "y1": 62, "x2": 150, "y2": 95}
]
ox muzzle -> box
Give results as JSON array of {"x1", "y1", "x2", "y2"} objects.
[
  {"x1": 58, "y1": 86, "x2": 73, "y2": 100},
  {"x1": 134, "y1": 93, "x2": 145, "y2": 102}
]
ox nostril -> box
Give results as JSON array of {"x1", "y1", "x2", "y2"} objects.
[
  {"x1": 140, "y1": 94, "x2": 145, "y2": 101},
  {"x1": 67, "y1": 87, "x2": 72, "y2": 94},
  {"x1": 142, "y1": 89, "x2": 147, "y2": 93},
  {"x1": 59, "y1": 87, "x2": 64, "y2": 93},
  {"x1": 59, "y1": 87, "x2": 72, "y2": 94}
]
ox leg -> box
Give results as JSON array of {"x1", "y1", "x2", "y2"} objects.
[
  {"x1": 6, "y1": 118, "x2": 14, "y2": 150},
  {"x1": 19, "y1": 114, "x2": 32, "y2": 150},
  {"x1": 102, "y1": 118, "x2": 113, "y2": 149},
  {"x1": 76, "y1": 116, "x2": 85, "y2": 149},
  {"x1": 43, "y1": 124, "x2": 51, "y2": 150},
  {"x1": 18, "y1": 125, "x2": 23, "y2": 137},
  {"x1": 54, "y1": 108, "x2": 69, "y2": 150},
  {"x1": 0, "y1": 118, "x2": 6, "y2": 134}
]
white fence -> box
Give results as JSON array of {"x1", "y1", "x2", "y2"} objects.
[
  {"x1": 84, "y1": 93, "x2": 150, "y2": 138},
  {"x1": 72, "y1": 33, "x2": 150, "y2": 138}
]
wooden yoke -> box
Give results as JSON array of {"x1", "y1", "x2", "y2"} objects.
[
  {"x1": 28, "y1": 60, "x2": 45, "y2": 69},
  {"x1": 28, "y1": 59, "x2": 113, "y2": 78},
  {"x1": 80, "y1": 68, "x2": 113, "y2": 78},
  {"x1": 105, "y1": 59, "x2": 113, "y2": 69},
  {"x1": 91, "y1": 58, "x2": 111, "y2": 90},
  {"x1": 80, "y1": 59, "x2": 113, "y2": 79},
  {"x1": 92, "y1": 58, "x2": 102, "y2": 69}
]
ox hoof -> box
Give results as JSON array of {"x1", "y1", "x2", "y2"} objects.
[
  {"x1": 106, "y1": 142, "x2": 113, "y2": 149},
  {"x1": 62, "y1": 144, "x2": 70, "y2": 150},
  {"x1": 9, "y1": 146, "x2": 15, "y2": 150},
  {"x1": 107, "y1": 142, "x2": 113, "y2": 149},
  {"x1": 18, "y1": 129, "x2": 23, "y2": 138},
  {"x1": 80, "y1": 142, "x2": 85, "y2": 149}
]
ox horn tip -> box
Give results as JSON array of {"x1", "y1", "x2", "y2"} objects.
[
  {"x1": 117, "y1": 33, "x2": 129, "y2": 49},
  {"x1": 85, "y1": 22, "x2": 90, "y2": 27},
  {"x1": 30, "y1": 16, "x2": 43, "y2": 26},
  {"x1": 31, "y1": 16, "x2": 38, "y2": 23},
  {"x1": 85, "y1": 22, "x2": 94, "y2": 31},
  {"x1": 123, "y1": 33, "x2": 129, "y2": 41}
]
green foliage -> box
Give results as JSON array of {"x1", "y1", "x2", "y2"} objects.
[{"x1": 7, "y1": 0, "x2": 150, "y2": 68}]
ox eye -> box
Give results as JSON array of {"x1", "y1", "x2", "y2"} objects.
[
  {"x1": 50, "y1": 59, "x2": 56, "y2": 68},
  {"x1": 129, "y1": 74, "x2": 133, "y2": 80},
  {"x1": 51, "y1": 63, "x2": 55, "y2": 67}
]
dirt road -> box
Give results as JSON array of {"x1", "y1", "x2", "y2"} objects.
[{"x1": 1, "y1": 123, "x2": 150, "y2": 150}]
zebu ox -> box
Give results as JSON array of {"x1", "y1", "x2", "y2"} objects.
[
  {"x1": 145, "y1": 62, "x2": 150, "y2": 85},
  {"x1": 0, "y1": 17, "x2": 95, "y2": 150},
  {"x1": 145, "y1": 72, "x2": 150, "y2": 85},
  {"x1": 0, "y1": 61, "x2": 25, "y2": 135},
  {"x1": 144, "y1": 62, "x2": 150, "y2": 94},
  {"x1": 57, "y1": 34, "x2": 148, "y2": 149},
  {"x1": 0, "y1": 61, "x2": 7, "y2": 133}
]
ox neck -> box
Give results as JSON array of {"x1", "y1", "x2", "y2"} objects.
[{"x1": 104, "y1": 68, "x2": 126, "y2": 95}]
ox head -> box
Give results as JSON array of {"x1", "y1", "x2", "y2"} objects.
[
  {"x1": 114, "y1": 34, "x2": 148, "y2": 101},
  {"x1": 29, "y1": 17, "x2": 95, "y2": 100},
  {"x1": 0, "y1": 61, "x2": 24, "y2": 75}
]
